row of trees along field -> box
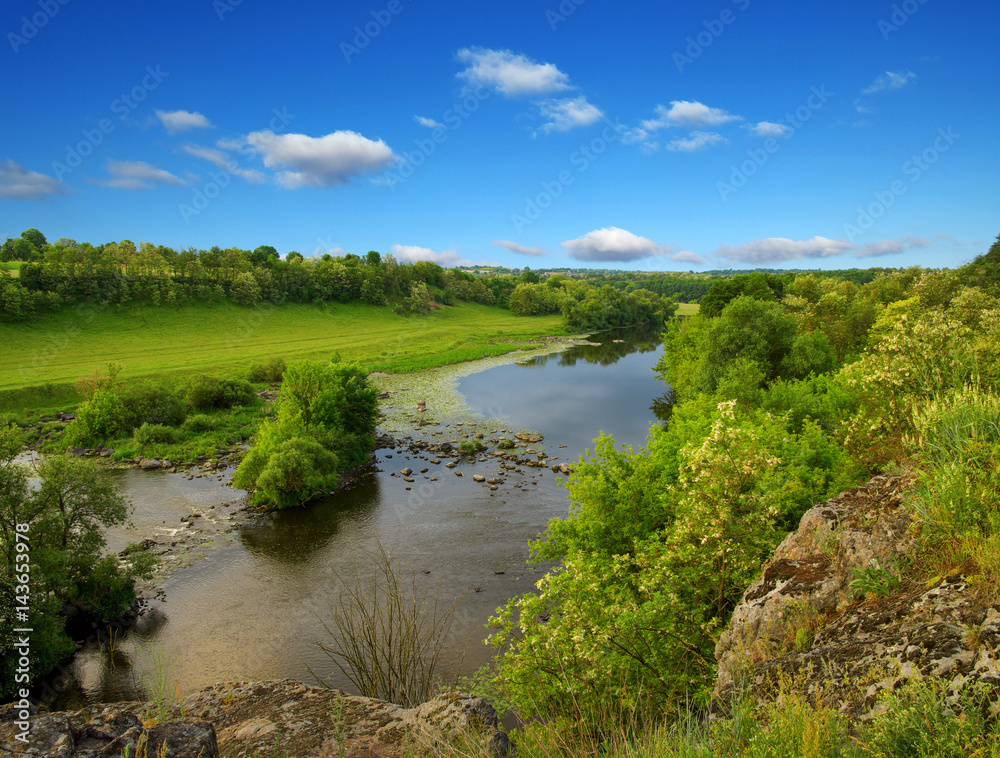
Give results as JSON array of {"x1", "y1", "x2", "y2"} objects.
[
  {"x1": 1, "y1": 228, "x2": 682, "y2": 331},
  {"x1": 486, "y1": 234, "x2": 1000, "y2": 747}
]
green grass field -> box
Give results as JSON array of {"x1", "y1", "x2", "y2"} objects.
[
  {"x1": 0, "y1": 301, "x2": 565, "y2": 414},
  {"x1": 676, "y1": 302, "x2": 700, "y2": 316},
  {"x1": 0, "y1": 262, "x2": 20, "y2": 277}
]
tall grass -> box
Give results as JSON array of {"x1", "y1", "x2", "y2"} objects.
[{"x1": 315, "y1": 543, "x2": 463, "y2": 708}]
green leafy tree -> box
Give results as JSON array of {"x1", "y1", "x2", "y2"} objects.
[
  {"x1": 0, "y1": 427, "x2": 155, "y2": 697},
  {"x1": 20, "y1": 228, "x2": 47, "y2": 252},
  {"x1": 233, "y1": 360, "x2": 378, "y2": 508}
]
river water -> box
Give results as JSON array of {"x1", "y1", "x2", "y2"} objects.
[{"x1": 52, "y1": 329, "x2": 669, "y2": 708}]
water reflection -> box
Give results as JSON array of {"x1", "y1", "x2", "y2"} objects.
[
  {"x1": 522, "y1": 327, "x2": 663, "y2": 368},
  {"x1": 239, "y1": 468, "x2": 381, "y2": 563}
]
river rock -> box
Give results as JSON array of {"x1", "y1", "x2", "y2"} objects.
[
  {"x1": 400, "y1": 467, "x2": 412, "y2": 476},
  {"x1": 514, "y1": 432, "x2": 543, "y2": 443},
  {"x1": 710, "y1": 472, "x2": 1000, "y2": 721},
  {"x1": 140, "y1": 459, "x2": 163, "y2": 470},
  {"x1": 472, "y1": 474, "x2": 486, "y2": 482}
]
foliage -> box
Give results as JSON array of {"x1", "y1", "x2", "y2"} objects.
[
  {"x1": 133, "y1": 422, "x2": 177, "y2": 447},
  {"x1": 0, "y1": 431, "x2": 155, "y2": 697},
  {"x1": 184, "y1": 374, "x2": 256, "y2": 410},
  {"x1": 488, "y1": 401, "x2": 852, "y2": 729},
  {"x1": 247, "y1": 356, "x2": 287, "y2": 383},
  {"x1": 859, "y1": 678, "x2": 996, "y2": 758},
  {"x1": 232, "y1": 359, "x2": 379, "y2": 508},
  {"x1": 316, "y1": 543, "x2": 461, "y2": 708}
]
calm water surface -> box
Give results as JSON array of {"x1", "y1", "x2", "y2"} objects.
[{"x1": 54, "y1": 329, "x2": 669, "y2": 707}]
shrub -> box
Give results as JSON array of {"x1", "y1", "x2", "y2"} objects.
[
  {"x1": 251, "y1": 436, "x2": 340, "y2": 509},
  {"x1": 247, "y1": 356, "x2": 286, "y2": 383},
  {"x1": 182, "y1": 414, "x2": 215, "y2": 433},
  {"x1": 185, "y1": 374, "x2": 256, "y2": 410},
  {"x1": 133, "y1": 422, "x2": 177, "y2": 447},
  {"x1": 862, "y1": 678, "x2": 994, "y2": 758},
  {"x1": 459, "y1": 439, "x2": 485, "y2": 456},
  {"x1": 117, "y1": 381, "x2": 185, "y2": 428}
]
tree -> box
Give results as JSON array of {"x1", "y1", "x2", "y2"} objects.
[
  {"x1": 20, "y1": 228, "x2": 47, "y2": 252},
  {"x1": 251, "y1": 245, "x2": 279, "y2": 268},
  {"x1": 0, "y1": 427, "x2": 155, "y2": 697},
  {"x1": 365, "y1": 250, "x2": 382, "y2": 268},
  {"x1": 232, "y1": 360, "x2": 379, "y2": 508},
  {"x1": 231, "y1": 271, "x2": 262, "y2": 306}
]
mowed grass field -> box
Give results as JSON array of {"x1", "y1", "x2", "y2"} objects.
[
  {"x1": 0, "y1": 301, "x2": 565, "y2": 412},
  {"x1": 676, "y1": 302, "x2": 700, "y2": 316}
]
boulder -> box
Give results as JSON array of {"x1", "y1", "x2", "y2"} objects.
[
  {"x1": 711, "y1": 472, "x2": 1000, "y2": 720},
  {"x1": 139, "y1": 459, "x2": 163, "y2": 470}
]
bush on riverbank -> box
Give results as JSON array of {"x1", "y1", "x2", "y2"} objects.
[{"x1": 232, "y1": 359, "x2": 379, "y2": 508}]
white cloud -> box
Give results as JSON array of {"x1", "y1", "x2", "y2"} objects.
[
  {"x1": 713, "y1": 235, "x2": 929, "y2": 264},
  {"x1": 493, "y1": 240, "x2": 546, "y2": 257},
  {"x1": 747, "y1": 121, "x2": 790, "y2": 138},
  {"x1": 624, "y1": 101, "x2": 742, "y2": 150},
  {"x1": 391, "y1": 244, "x2": 476, "y2": 268},
  {"x1": 156, "y1": 109, "x2": 213, "y2": 134},
  {"x1": 666, "y1": 131, "x2": 726, "y2": 152},
  {"x1": 861, "y1": 236, "x2": 929, "y2": 257},
  {"x1": 456, "y1": 47, "x2": 571, "y2": 97},
  {"x1": 862, "y1": 70, "x2": 916, "y2": 94},
  {"x1": 537, "y1": 96, "x2": 603, "y2": 134},
  {"x1": 95, "y1": 159, "x2": 187, "y2": 190},
  {"x1": 238, "y1": 130, "x2": 396, "y2": 188},
  {"x1": 415, "y1": 115, "x2": 444, "y2": 129},
  {"x1": 0, "y1": 160, "x2": 64, "y2": 200},
  {"x1": 655, "y1": 101, "x2": 743, "y2": 128},
  {"x1": 182, "y1": 144, "x2": 266, "y2": 183},
  {"x1": 562, "y1": 227, "x2": 672, "y2": 262},
  {"x1": 671, "y1": 250, "x2": 706, "y2": 265}
]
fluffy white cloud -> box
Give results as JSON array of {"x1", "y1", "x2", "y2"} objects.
[
  {"x1": 182, "y1": 144, "x2": 266, "y2": 183},
  {"x1": 624, "y1": 101, "x2": 742, "y2": 150},
  {"x1": 671, "y1": 250, "x2": 706, "y2": 265},
  {"x1": 493, "y1": 240, "x2": 546, "y2": 257},
  {"x1": 748, "y1": 121, "x2": 790, "y2": 138},
  {"x1": 391, "y1": 244, "x2": 476, "y2": 268},
  {"x1": 537, "y1": 96, "x2": 603, "y2": 134},
  {"x1": 667, "y1": 131, "x2": 726, "y2": 152},
  {"x1": 456, "y1": 47, "x2": 571, "y2": 97},
  {"x1": 713, "y1": 235, "x2": 928, "y2": 264},
  {"x1": 156, "y1": 109, "x2": 213, "y2": 134},
  {"x1": 239, "y1": 130, "x2": 396, "y2": 188},
  {"x1": 95, "y1": 159, "x2": 187, "y2": 190},
  {"x1": 414, "y1": 115, "x2": 444, "y2": 129},
  {"x1": 862, "y1": 70, "x2": 916, "y2": 94},
  {"x1": 562, "y1": 227, "x2": 671, "y2": 262},
  {"x1": 655, "y1": 101, "x2": 743, "y2": 128},
  {"x1": 0, "y1": 160, "x2": 64, "y2": 200}
]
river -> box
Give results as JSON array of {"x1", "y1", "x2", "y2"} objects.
[{"x1": 51, "y1": 328, "x2": 669, "y2": 709}]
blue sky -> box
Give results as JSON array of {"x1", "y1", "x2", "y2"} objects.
[{"x1": 1, "y1": 0, "x2": 997, "y2": 271}]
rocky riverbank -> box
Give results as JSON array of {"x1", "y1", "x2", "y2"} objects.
[
  {"x1": 1, "y1": 680, "x2": 510, "y2": 757},
  {"x1": 714, "y1": 471, "x2": 1000, "y2": 719}
]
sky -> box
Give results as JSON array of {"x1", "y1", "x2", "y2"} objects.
[{"x1": 1, "y1": 0, "x2": 998, "y2": 272}]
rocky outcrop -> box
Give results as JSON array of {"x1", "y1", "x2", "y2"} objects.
[
  {"x1": 2, "y1": 681, "x2": 509, "y2": 758},
  {"x1": 714, "y1": 472, "x2": 1000, "y2": 719}
]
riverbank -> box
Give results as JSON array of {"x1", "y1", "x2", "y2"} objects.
[{"x1": 0, "y1": 301, "x2": 565, "y2": 418}]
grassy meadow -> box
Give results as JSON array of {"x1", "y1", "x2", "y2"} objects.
[{"x1": 0, "y1": 301, "x2": 565, "y2": 415}]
